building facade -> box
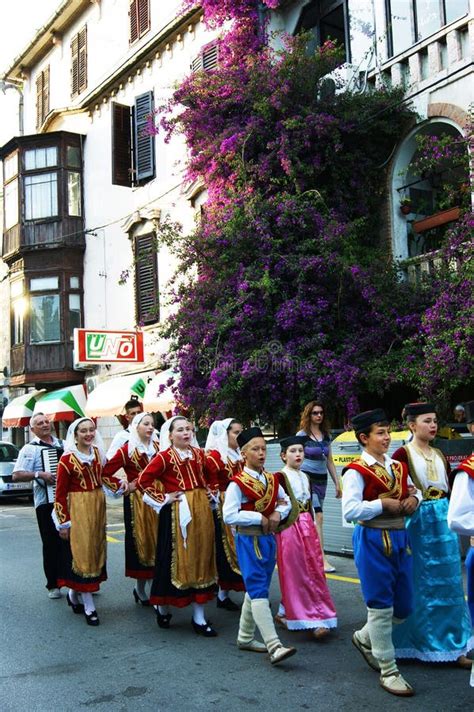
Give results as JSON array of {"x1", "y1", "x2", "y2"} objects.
[{"x1": 1, "y1": 0, "x2": 472, "y2": 439}]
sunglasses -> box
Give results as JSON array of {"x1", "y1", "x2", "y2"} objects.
[{"x1": 311, "y1": 410, "x2": 324, "y2": 415}]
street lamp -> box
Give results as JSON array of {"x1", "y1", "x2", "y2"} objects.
[{"x1": 0, "y1": 79, "x2": 24, "y2": 136}]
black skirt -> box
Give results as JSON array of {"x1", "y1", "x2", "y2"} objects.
[{"x1": 149, "y1": 503, "x2": 215, "y2": 608}]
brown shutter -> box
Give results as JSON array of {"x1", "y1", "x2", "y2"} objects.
[
  {"x1": 129, "y1": 0, "x2": 139, "y2": 43},
  {"x1": 78, "y1": 26, "x2": 87, "y2": 94},
  {"x1": 135, "y1": 233, "x2": 159, "y2": 324},
  {"x1": 71, "y1": 33, "x2": 79, "y2": 97},
  {"x1": 43, "y1": 66, "x2": 50, "y2": 122},
  {"x1": 112, "y1": 102, "x2": 132, "y2": 187},
  {"x1": 192, "y1": 41, "x2": 219, "y2": 73},
  {"x1": 36, "y1": 73, "x2": 43, "y2": 129},
  {"x1": 134, "y1": 91, "x2": 155, "y2": 183},
  {"x1": 138, "y1": 0, "x2": 150, "y2": 37}
]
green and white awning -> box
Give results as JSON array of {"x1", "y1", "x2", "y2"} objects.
[{"x1": 33, "y1": 384, "x2": 87, "y2": 422}]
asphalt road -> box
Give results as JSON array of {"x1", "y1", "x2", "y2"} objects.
[{"x1": 0, "y1": 498, "x2": 472, "y2": 712}]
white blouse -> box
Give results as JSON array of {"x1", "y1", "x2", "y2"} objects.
[
  {"x1": 406, "y1": 443, "x2": 448, "y2": 492},
  {"x1": 282, "y1": 465, "x2": 311, "y2": 503}
]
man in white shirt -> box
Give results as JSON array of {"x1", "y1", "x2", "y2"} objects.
[
  {"x1": 12, "y1": 413, "x2": 64, "y2": 598},
  {"x1": 342, "y1": 409, "x2": 421, "y2": 698},
  {"x1": 223, "y1": 427, "x2": 296, "y2": 665}
]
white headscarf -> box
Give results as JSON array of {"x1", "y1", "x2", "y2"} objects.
[
  {"x1": 205, "y1": 418, "x2": 241, "y2": 463},
  {"x1": 64, "y1": 417, "x2": 105, "y2": 464},
  {"x1": 128, "y1": 412, "x2": 159, "y2": 457},
  {"x1": 159, "y1": 415, "x2": 198, "y2": 452}
]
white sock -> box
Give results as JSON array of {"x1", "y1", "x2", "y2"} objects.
[
  {"x1": 82, "y1": 592, "x2": 95, "y2": 615},
  {"x1": 218, "y1": 588, "x2": 229, "y2": 601},
  {"x1": 158, "y1": 605, "x2": 170, "y2": 616},
  {"x1": 192, "y1": 602, "x2": 206, "y2": 625},
  {"x1": 136, "y1": 579, "x2": 147, "y2": 599},
  {"x1": 357, "y1": 622, "x2": 371, "y2": 647},
  {"x1": 278, "y1": 602, "x2": 286, "y2": 617}
]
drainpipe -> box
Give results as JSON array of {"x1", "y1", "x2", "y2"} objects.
[{"x1": 0, "y1": 79, "x2": 24, "y2": 135}]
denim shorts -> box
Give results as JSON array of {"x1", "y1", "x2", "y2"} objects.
[{"x1": 310, "y1": 481, "x2": 327, "y2": 513}]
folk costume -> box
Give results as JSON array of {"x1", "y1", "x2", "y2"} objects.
[
  {"x1": 103, "y1": 413, "x2": 160, "y2": 600},
  {"x1": 392, "y1": 402, "x2": 473, "y2": 664},
  {"x1": 53, "y1": 419, "x2": 125, "y2": 594},
  {"x1": 448, "y1": 454, "x2": 474, "y2": 627},
  {"x1": 222, "y1": 427, "x2": 297, "y2": 665},
  {"x1": 342, "y1": 409, "x2": 420, "y2": 697},
  {"x1": 205, "y1": 419, "x2": 245, "y2": 599},
  {"x1": 137, "y1": 417, "x2": 217, "y2": 616},
  {"x1": 275, "y1": 437, "x2": 337, "y2": 635}
]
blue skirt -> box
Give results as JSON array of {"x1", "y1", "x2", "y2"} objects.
[{"x1": 393, "y1": 498, "x2": 473, "y2": 662}]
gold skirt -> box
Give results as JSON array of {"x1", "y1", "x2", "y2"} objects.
[
  {"x1": 171, "y1": 488, "x2": 217, "y2": 590},
  {"x1": 218, "y1": 491, "x2": 241, "y2": 575},
  {"x1": 131, "y1": 489, "x2": 158, "y2": 567},
  {"x1": 69, "y1": 488, "x2": 106, "y2": 578}
]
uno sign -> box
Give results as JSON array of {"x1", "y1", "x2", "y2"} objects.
[{"x1": 74, "y1": 329, "x2": 145, "y2": 364}]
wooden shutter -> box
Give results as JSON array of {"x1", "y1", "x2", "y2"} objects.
[
  {"x1": 191, "y1": 41, "x2": 219, "y2": 73},
  {"x1": 112, "y1": 102, "x2": 132, "y2": 187},
  {"x1": 42, "y1": 66, "x2": 50, "y2": 122},
  {"x1": 138, "y1": 0, "x2": 150, "y2": 37},
  {"x1": 135, "y1": 233, "x2": 159, "y2": 324},
  {"x1": 71, "y1": 34, "x2": 79, "y2": 97},
  {"x1": 134, "y1": 91, "x2": 155, "y2": 183},
  {"x1": 78, "y1": 26, "x2": 87, "y2": 94},
  {"x1": 129, "y1": 0, "x2": 139, "y2": 44},
  {"x1": 71, "y1": 26, "x2": 87, "y2": 96},
  {"x1": 36, "y1": 67, "x2": 50, "y2": 128},
  {"x1": 36, "y1": 74, "x2": 43, "y2": 129}
]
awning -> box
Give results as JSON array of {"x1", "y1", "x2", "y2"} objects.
[
  {"x1": 2, "y1": 389, "x2": 46, "y2": 427},
  {"x1": 143, "y1": 368, "x2": 177, "y2": 414},
  {"x1": 33, "y1": 384, "x2": 87, "y2": 422},
  {"x1": 85, "y1": 373, "x2": 148, "y2": 418}
]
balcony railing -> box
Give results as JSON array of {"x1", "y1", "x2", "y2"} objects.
[{"x1": 368, "y1": 16, "x2": 472, "y2": 96}]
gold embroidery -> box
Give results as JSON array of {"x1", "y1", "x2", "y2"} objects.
[{"x1": 381, "y1": 529, "x2": 392, "y2": 557}]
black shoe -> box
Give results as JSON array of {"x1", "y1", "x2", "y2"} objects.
[
  {"x1": 216, "y1": 596, "x2": 240, "y2": 612},
  {"x1": 156, "y1": 611, "x2": 172, "y2": 629},
  {"x1": 133, "y1": 588, "x2": 150, "y2": 606},
  {"x1": 84, "y1": 610, "x2": 100, "y2": 626},
  {"x1": 192, "y1": 619, "x2": 218, "y2": 637},
  {"x1": 67, "y1": 591, "x2": 84, "y2": 614}
]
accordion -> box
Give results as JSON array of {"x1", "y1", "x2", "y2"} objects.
[{"x1": 40, "y1": 447, "x2": 62, "y2": 504}]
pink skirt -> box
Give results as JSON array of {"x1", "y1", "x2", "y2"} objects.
[{"x1": 276, "y1": 511, "x2": 337, "y2": 630}]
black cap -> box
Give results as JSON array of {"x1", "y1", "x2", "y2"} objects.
[
  {"x1": 464, "y1": 401, "x2": 474, "y2": 424},
  {"x1": 404, "y1": 402, "x2": 436, "y2": 417},
  {"x1": 237, "y1": 427, "x2": 264, "y2": 449},
  {"x1": 280, "y1": 436, "x2": 307, "y2": 451},
  {"x1": 351, "y1": 409, "x2": 387, "y2": 433}
]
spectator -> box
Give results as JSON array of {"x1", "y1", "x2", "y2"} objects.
[{"x1": 106, "y1": 396, "x2": 143, "y2": 458}]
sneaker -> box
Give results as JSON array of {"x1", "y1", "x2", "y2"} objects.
[
  {"x1": 48, "y1": 588, "x2": 61, "y2": 599},
  {"x1": 237, "y1": 639, "x2": 267, "y2": 653}
]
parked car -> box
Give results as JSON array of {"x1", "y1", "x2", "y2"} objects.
[{"x1": 0, "y1": 441, "x2": 33, "y2": 500}]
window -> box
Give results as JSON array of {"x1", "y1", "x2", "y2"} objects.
[
  {"x1": 68, "y1": 294, "x2": 82, "y2": 334},
  {"x1": 24, "y1": 173, "x2": 58, "y2": 220},
  {"x1": 36, "y1": 66, "x2": 50, "y2": 129},
  {"x1": 191, "y1": 42, "x2": 219, "y2": 72},
  {"x1": 11, "y1": 280, "x2": 25, "y2": 345},
  {"x1": 135, "y1": 233, "x2": 159, "y2": 324},
  {"x1": 386, "y1": 1, "x2": 469, "y2": 57},
  {"x1": 71, "y1": 26, "x2": 87, "y2": 97},
  {"x1": 129, "y1": 0, "x2": 150, "y2": 44},
  {"x1": 111, "y1": 91, "x2": 155, "y2": 187},
  {"x1": 24, "y1": 147, "x2": 57, "y2": 170},
  {"x1": 67, "y1": 172, "x2": 81, "y2": 216},
  {"x1": 4, "y1": 152, "x2": 19, "y2": 230},
  {"x1": 30, "y1": 294, "x2": 61, "y2": 343},
  {"x1": 66, "y1": 145, "x2": 81, "y2": 168},
  {"x1": 296, "y1": 1, "x2": 350, "y2": 62}
]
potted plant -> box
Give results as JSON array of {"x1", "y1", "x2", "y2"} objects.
[{"x1": 399, "y1": 197, "x2": 413, "y2": 215}]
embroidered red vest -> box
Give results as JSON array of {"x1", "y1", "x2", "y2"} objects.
[
  {"x1": 231, "y1": 470, "x2": 279, "y2": 518},
  {"x1": 454, "y1": 454, "x2": 474, "y2": 480},
  {"x1": 342, "y1": 457, "x2": 409, "y2": 501}
]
